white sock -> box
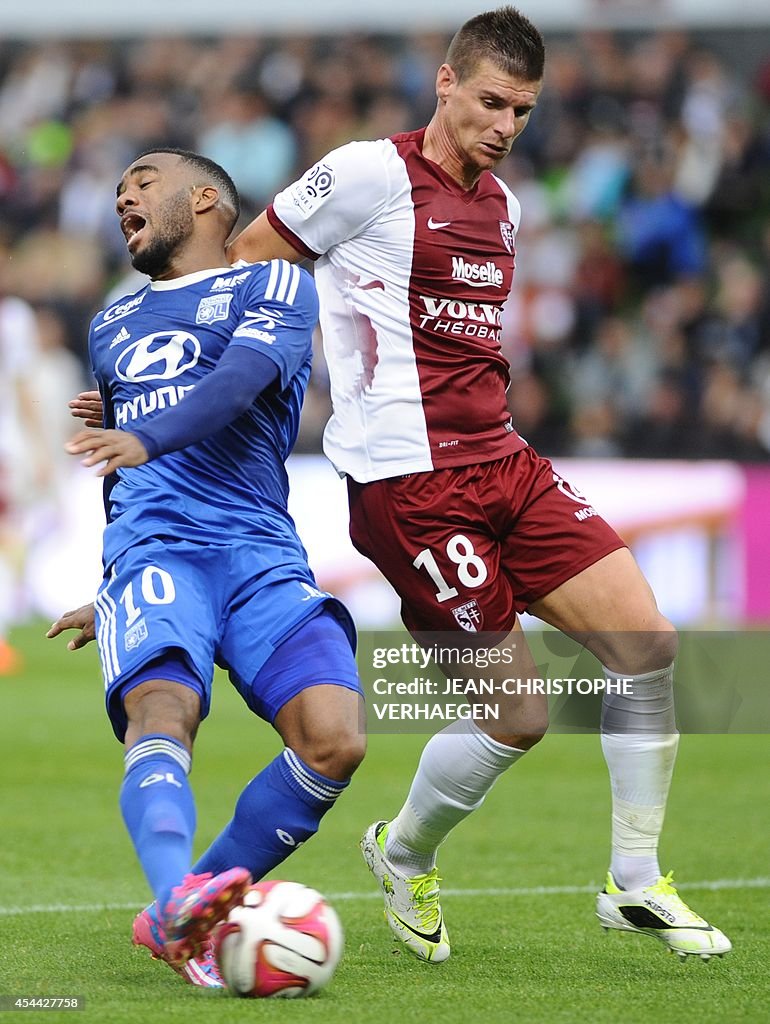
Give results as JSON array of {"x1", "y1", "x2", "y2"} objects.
[
  {"x1": 601, "y1": 662, "x2": 679, "y2": 889},
  {"x1": 385, "y1": 720, "x2": 526, "y2": 874}
]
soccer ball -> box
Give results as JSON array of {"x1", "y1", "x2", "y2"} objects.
[{"x1": 214, "y1": 880, "x2": 343, "y2": 998}]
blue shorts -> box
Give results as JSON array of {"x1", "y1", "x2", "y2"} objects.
[{"x1": 95, "y1": 538, "x2": 359, "y2": 740}]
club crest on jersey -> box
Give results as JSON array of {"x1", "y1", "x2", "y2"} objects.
[
  {"x1": 452, "y1": 600, "x2": 483, "y2": 632},
  {"x1": 288, "y1": 161, "x2": 336, "y2": 218},
  {"x1": 499, "y1": 220, "x2": 515, "y2": 254},
  {"x1": 196, "y1": 293, "x2": 233, "y2": 325},
  {"x1": 115, "y1": 331, "x2": 201, "y2": 382}
]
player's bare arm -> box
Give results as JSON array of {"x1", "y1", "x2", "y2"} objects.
[
  {"x1": 226, "y1": 210, "x2": 303, "y2": 265},
  {"x1": 46, "y1": 602, "x2": 96, "y2": 650},
  {"x1": 66, "y1": 428, "x2": 149, "y2": 476}
]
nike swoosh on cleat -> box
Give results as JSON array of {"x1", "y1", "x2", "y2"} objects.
[
  {"x1": 390, "y1": 911, "x2": 444, "y2": 944},
  {"x1": 427, "y1": 217, "x2": 451, "y2": 230}
]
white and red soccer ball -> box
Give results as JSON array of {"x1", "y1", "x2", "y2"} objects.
[{"x1": 214, "y1": 880, "x2": 343, "y2": 998}]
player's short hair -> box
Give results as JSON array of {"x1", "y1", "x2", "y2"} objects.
[
  {"x1": 447, "y1": 6, "x2": 545, "y2": 84},
  {"x1": 133, "y1": 147, "x2": 241, "y2": 232}
]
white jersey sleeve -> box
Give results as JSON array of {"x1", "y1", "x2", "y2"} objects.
[
  {"x1": 271, "y1": 140, "x2": 394, "y2": 256},
  {"x1": 492, "y1": 174, "x2": 522, "y2": 234}
]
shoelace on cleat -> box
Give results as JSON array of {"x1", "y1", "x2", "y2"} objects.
[
  {"x1": 177, "y1": 872, "x2": 213, "y2": 895},
  {"x1": 193, "y1": 944, "x2": 222, "y2": 980},
  {"x1": 406, "y1": 871, "x2": 443, "y2": 932},
  {"x1": 647, "y1": 872, "x2": 706, "y2": 926}
]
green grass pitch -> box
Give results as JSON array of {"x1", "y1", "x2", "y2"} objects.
[{"x1": 2, "y1": 621, "x2": 768, "y2": 1023}]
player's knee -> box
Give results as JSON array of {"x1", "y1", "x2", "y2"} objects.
[
  {"x1": 647, "y1": 621, "x2": 678, "y2": 669},
  {"x1": 485, "y1": 689, "x2": 549, "y2": 750},
  {"x1": 296, "y1": 729, "x2": 366, "y2": 782},
  {"x1": 628, "y1": 619, "x2": 678, "y2": 673},
  {"x1": 517, "y1": 722, "x2": 548, "y2": 750},
  {"x1": 333, "y1": 731, "x2": 367, "y2": 779},
  {"x1": 601, "y1": 616, "x2": 678, "y2": 674},
  {"x1": 123, "y1": 680, "x2": 200, "y2": 749},
  {"x1": 487, "y1": 711, "x2": 549, "y2": 750}
]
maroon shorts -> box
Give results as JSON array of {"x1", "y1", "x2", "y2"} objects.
[{"x1": 348, "y1": 447, "x2": 624, "y2": 633}]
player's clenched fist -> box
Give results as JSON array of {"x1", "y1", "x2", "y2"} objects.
[{"x1": 66, "y1": 428, "x2": 149, "y2": 476}]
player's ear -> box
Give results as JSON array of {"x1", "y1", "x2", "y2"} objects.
[
  {"x1": 193, "y1": 184, "x2": 220, "y2": 214},
  {"x1": 436, "y1": 63, "x2": 456, "y2": 102}
]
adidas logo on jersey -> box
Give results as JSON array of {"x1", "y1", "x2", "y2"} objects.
[
  {"x1": 451, "y1": 256, "x2": 503, "y2": 289},
  {"x1": 210, "y1": 270, "x2": 252, "y2": 290},
  {"x1": 109, "y1": 325, "x2": 131, "y2": 348}
]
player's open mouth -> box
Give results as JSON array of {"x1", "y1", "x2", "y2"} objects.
[{"x1": 121, "y1": 212, "x2": 148, "y2": 249}]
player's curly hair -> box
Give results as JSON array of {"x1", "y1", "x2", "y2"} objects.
[
  {"x1": 447, "y1": 5, "x2": 545, "y2": 83},
  {"x1": 133, "y1": 147, "x2": 241, "y2": 232}
]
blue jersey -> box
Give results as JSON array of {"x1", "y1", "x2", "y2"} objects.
[{"x1": 88, "y1": 261, "x2": 319, "y2": 570}]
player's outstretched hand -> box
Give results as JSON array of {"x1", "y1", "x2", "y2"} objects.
[
  {"x1": 47, "y1": 603, "x2": 96, "y2": 651},
  {"x1": 66, "y1": 428, "x2": 149, "y2": 476},
  {"x1": 68, "y1": 391, "x2": 104, "y2": 427}
]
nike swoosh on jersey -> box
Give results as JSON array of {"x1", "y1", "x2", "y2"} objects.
[{"x1": 427, "y1": 217, "x2": 451, "y2": 230}]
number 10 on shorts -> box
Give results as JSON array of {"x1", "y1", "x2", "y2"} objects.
[{"x1": 119, "y1": 565, "x2": 177, "y2": 626}]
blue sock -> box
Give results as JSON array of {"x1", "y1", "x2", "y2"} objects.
[
  {"x1": 119, "y1": 733, "x2": 196, "y2": 911},
  {"x1": 193, "y1": 748, "x2": 348, "y2": 879}
]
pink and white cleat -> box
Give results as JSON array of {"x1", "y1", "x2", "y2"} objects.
[
  {"x1": 162, "y1": 867, "x2": 252, "y2": 966},
  {"x1": 132, "y1": 903, "x2": 224, "y2": 987}
]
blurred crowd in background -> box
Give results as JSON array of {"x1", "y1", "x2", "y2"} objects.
[
  {"x1": 1, "y1": 25, "x2": 770, "y2": 654},
  {"x1": 2, "y1": 27, "x2": 770, "y2": 459}
]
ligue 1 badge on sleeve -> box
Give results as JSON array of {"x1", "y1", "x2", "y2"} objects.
[
  {"x1": 290, "y1": 162, "x2": 336, "y2": 217},
  {"x1": 499, "y1": 221, "x2": 515, "y2": 254}
]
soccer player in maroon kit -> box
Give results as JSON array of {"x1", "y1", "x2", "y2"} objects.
[
  {"x1": 73, "y1": 6, "x2": 731, "y2": 964},
  {"x1": 228, "y1": 4, "x2": 730, "y2": 965}
]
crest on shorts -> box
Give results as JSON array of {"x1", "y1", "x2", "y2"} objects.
[
  {"x1": 499, "y1": 220, "x2": 515, "y2": 254},
  {"x1": 124, "y1": 617, "x2": 148, "y2": 651},
  {"x1": 452, "y1": 600, "x2": 483, "y2": 632}
]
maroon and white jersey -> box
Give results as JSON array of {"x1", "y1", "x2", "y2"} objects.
[{"x1": 268, "y1": 127, "x2": 527, "y2": 482}]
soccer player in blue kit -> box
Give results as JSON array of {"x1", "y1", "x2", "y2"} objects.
[{"x1": 48, "y1": 149, "x2": 365, "y2": 987}]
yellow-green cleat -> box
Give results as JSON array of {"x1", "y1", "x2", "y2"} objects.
[
  {"x1": 360, "y1": 820, "x2": 450, "y2": 963},
  {"x1": 596, "y1": 871, "x2": 732, "y2": 959}
]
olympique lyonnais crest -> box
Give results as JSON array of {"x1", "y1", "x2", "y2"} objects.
[
  {"x1": 452, "y1": 600, "x2": 483, "y2": 632},
  {"x1": 499, "y1": 220, "x2": 515, "y2": 255},
  {"x1": 196, "y1": 293, "x2": 233, "y2": 325},
  {"x1": 124, "y1": 617, "x2": 148, "y2": 651}
]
